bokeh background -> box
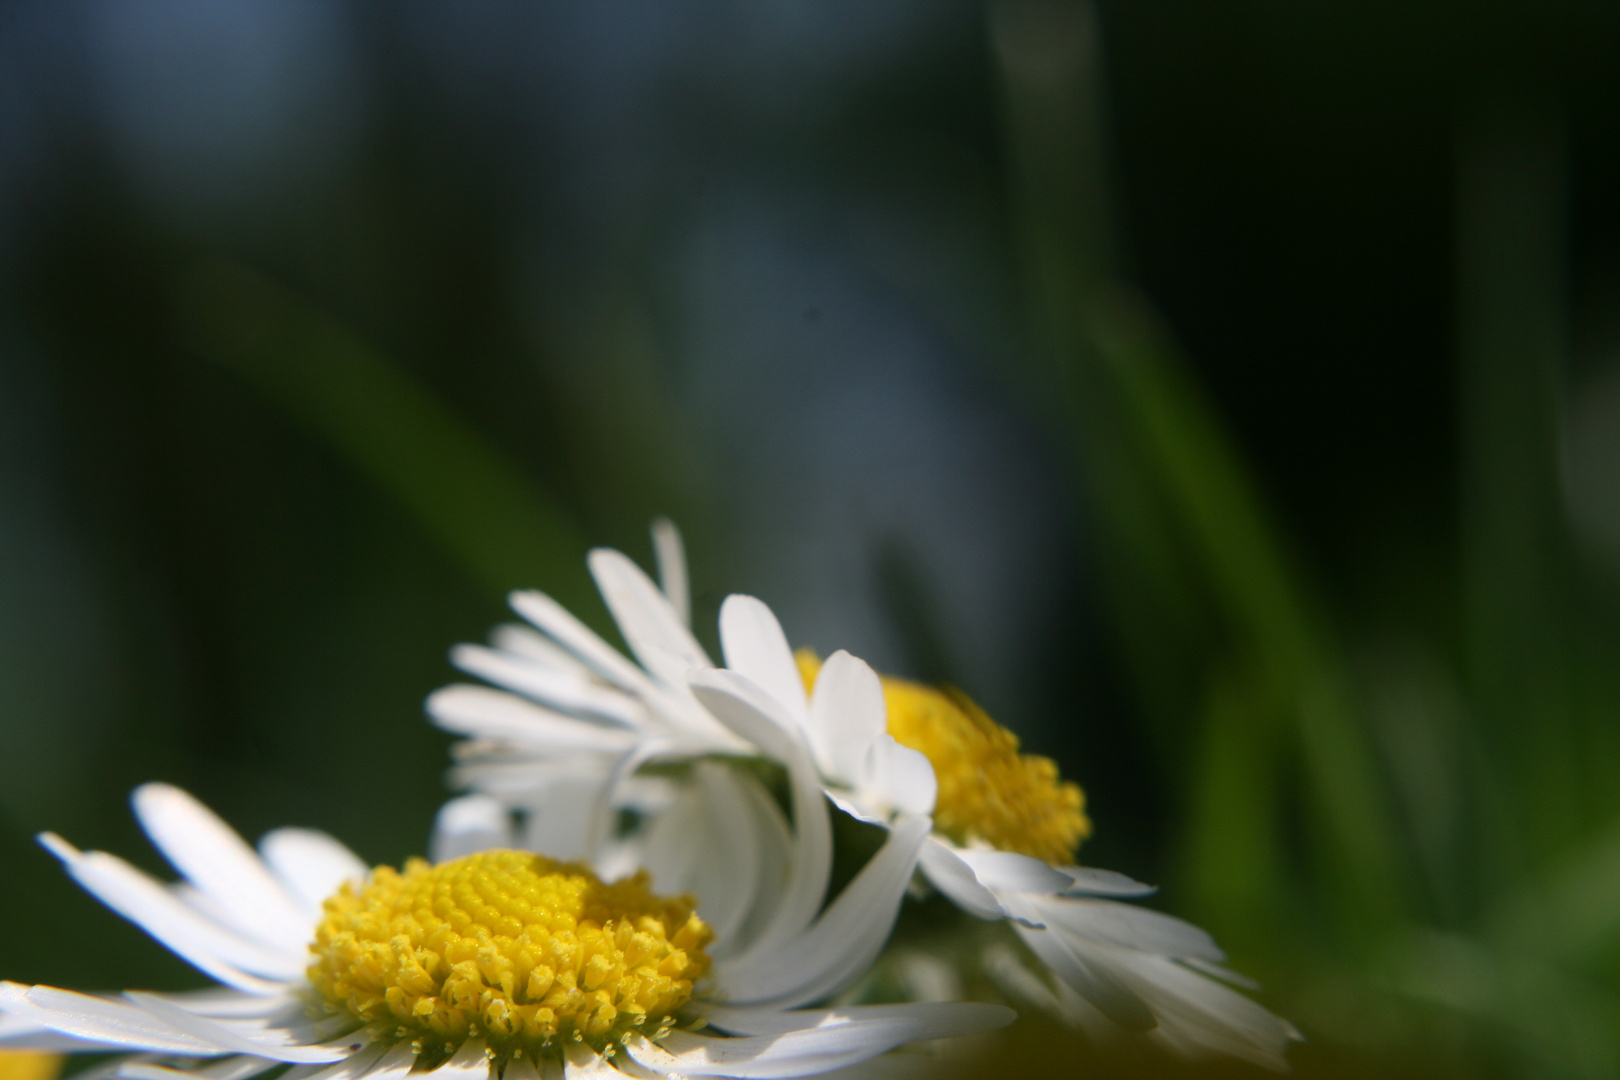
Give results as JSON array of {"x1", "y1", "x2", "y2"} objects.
[{"x1": 4, "y1": 2, "x2": 1620, "y2": 1077}]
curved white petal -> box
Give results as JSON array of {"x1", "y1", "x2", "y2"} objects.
[
  {"x1": 418, "y1": 1038, "x2": 494, "y2": 1080},
  {"x1": 626, "y1": 1021, "x2": 927, "y2": 1080},
  {"x1": 805, "y1": 652, "x2": 885, "y2": 784},
  {"x1": 724, "y1": 769, "x2": 795, "y2": 958},
  {"x1": 38, "y1": 835, "x2": 299, "y2": 990},
  {"x1": 518, "y1": 772, "x2": 614, "y2": 862},
  {"x1": 582, "y1": 739, "x2": 678, "y2": 860},
  {"x1": 690, "y1": 671, "x2": 831, "y2": 961},
  {"x1": 915, "y1": 841, "x2": 1006, "y2": 922},
  {"x1": 587, "y1": 548, "x2": 711, "y2": 689},
  {"x1": 119, "y1": 1055, "x2": 282, "y2": 1080},
  {"x1": 952, "y1": 851, "x2": 1070, "y2": 895},
  {"x1": 508, "y1": 590, "x2": 657, "y2": 696},
  {"x1": 123, "y1": 994, "x2": 348, "y2": 1064},
  {"x1": 134, "y1": 990, "x2": 303, "y2": 1022},
  {"x1": 448, "y1": 758, "x2": 613, "y2": 800},
  {"x1": 1104, "y1": 951, "x2": 1299, "y2": 1070},
  {"x1": 858, "y1": 738, "x2": 936, "y2": 818},
  {"x1": 650, "y1": 518, "x2": 690, "y2": 628},
  {"x1": 131, "y1": 786, "x2": 310, "y2": 953},
  {"x1": 560, "y1": 1042, "x2": 618, "y2": 1079},
  {"x1": 681, "y1": 763, "x2": 764, "y2": 949},
  {"x1": 0, "y1": 1008, "x2": 125, "y2": 1052},
  {"x1": 427, "y1": 686, "x2": 638, "y2": 752},
  {"x1": 430, "y1": 795, "x2": 514, "y2": 863},
  {"x1": 1004, "y1": 896, "x2": 1156, "y2": 1033},
  {"x1": 703, "y1": 1002, "x2": 1014, "y2": 1042},
  {"x1": 1026, "y1": 895, "x2": 1225, "y2": 963},
  {"x1": 0, "y1": 984, "x2": 219, "y2": 1054},
  {"x1": 488, "y1": 624, "x2": 596, "y2": 680},
  {"x1": 451, "y1": 646, "x2": 644, "y2": 729},
  {"x1": 719, "y1": 816, "x2": 930, "y2": 1009},
  {"x1": 718, "y1": 596, "x2": 808, "y2": 726},
  {"x1": 778, "y1": 1054, "x2": 940, "y2": 1080},
  {"x1": 287, "y1": 1042, "x2": 397, "y2": 1080},
  {"x1": 1057, "y1": 866, "x2": 1158, "y2": 898},
  {"x1": 257, "y1": 830, "x2": 366, "y2": 919}
]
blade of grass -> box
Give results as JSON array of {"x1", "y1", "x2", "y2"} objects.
[
  {"x1": 991, "y1": 0, "x2": 1407, "y2": 936},
  {"x1": 175, "y1": 260, "x2": 590, "y2": 607},
  {"x1": 1457, "y1": 101, "x2": 1577, "y2": 870}
]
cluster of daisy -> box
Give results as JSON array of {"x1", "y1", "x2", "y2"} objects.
[{"x1": 0, "y1": 521, "x2": 1299, "y2": 1080}]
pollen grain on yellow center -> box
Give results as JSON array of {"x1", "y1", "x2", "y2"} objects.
[
  {"x1": 797, "y1": 650, "x2": 1091, "y2": 864},
  {"x1": 308, "y1": 850, "x2": 711, "y2": 1063}
]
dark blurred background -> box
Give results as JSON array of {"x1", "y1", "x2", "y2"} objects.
[{"x1": 4, "y1": 2, "x2": 1620, "y2": 1077}]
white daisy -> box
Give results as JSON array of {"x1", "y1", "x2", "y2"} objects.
[
  {"x1": 0, "y1": 769, "x2": 1011, "y2": 1080},
  {"x1": 432, "y1": 523, "x2": 1300, "y2": 1070}
]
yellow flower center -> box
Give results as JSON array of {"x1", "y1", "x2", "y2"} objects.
[
  {"x1": 308, "y1": 850, "x2": 711, "y2": 1064},
  {"x1": 797, "y1": 650, "x2": 1091, "y2": 864},
  {"x1": 0, "y1": 1052, "x2": 60, "y2": 1080}
]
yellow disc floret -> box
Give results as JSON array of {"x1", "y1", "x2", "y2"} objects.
[
  {"x1": 308, "y1": 850, "x2": 711, "y2": 1064},
  {"x1": 798, "y1": 650, "x2": 1091, "y2": 864}
]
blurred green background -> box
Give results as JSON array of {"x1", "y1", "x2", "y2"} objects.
[{"x1": 4, "y1": 1, "x2": 1620, "y2": 1077}]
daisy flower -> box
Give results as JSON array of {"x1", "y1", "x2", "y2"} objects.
[
  {"x1": 0, "y1": 771, "x2": 1011, "y2": 1080},
  {"x1": 432, "y1": 523, "x2": 1300, "y2": 1070}
]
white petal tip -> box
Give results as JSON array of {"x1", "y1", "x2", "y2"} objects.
[{"x1": 36, "y1": 832, "x2": 79, "y2": 862}]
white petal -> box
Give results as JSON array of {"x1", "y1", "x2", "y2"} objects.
[
  {"x1": 689, "y1": 671, "x2": 831, "y2": 962},
  {"x1": 290, "y1": 1042, "x2": 396, "y2": 1080},
  {"x1": 588, "y1": 548, "x2": 711, "y2": 689},
  {"x1": 805, "y1": 652, "x2": 886, "y2": 784},
  {"x1": 431, "y1": 796, "x2": 514, "y2": 863},
  {"x1": 915, "y1": 841, "x2": 1006, "y2": 922},
  {"x1": 123, "y1": 995, "x2": 349, "y2": 1064},
  {"x1": 258, "y1": 830, "x2": 366, "y2": 919},
  {"x1": 39, "y1": 835, "x2": 301, "y2": 989},
  {"x1": 1057, "y1": 867, "x2": 1158, "y2": 898},
  {"x1": 448, "y1": 758, "x2": 609, "y2": 800},
  {"x1": 1028, "y1": 896, "x2": 1225, "y2": 963},
  {"x1": 519, "y1": 773, "x2": 613, "y2": 861},
  {"x1": 704, "y1": 1002, "x2": 1014, "y2": 1042},
  {"x1": 488, "y1": 624, "x2": 595, "y2": 679},
  {"x1": 0, "y1": 984, "x2": 219, "y2": 1054},
  {"x1": 583, "y1": 739, "x2": 678, "y2": 860},
  {"x1": 420, "y1": 1039, "x2": 494, "y2": 1080},
  {"x1": 1005, "y1": 901, "x2": 1156, "y2": 1032},
  {"x1": 131, "y1": 786, "x2": 311, "y2": 953},
  {"x1": 451, "y1": 646, "x2": 644, "y2": 729},
  {"x1": 650, "y1": 518, "x2": 690, "y2": 628},
  {"x1": 718, "y1": 596, "x2": 808, "y2": 724},
  {"x1": 508, "y1": 590, "x2": 656, "y2": 695},
  {"x1": 1110, "y1": 952, "x2": 1299, "y2": 1070},
  {"x1": 427, "y1": 686, "x2": 638, "y2": 752},
  {"x1": 0, "y1": 1008, "x2": 125, "y2": 1052},
  {"x1": 627, "y1": 1021, "x2": 927, "y2": 1079},
  {"x1": 1181, "y1": 956, "x2": 1260, "y2": 991},
  {"x1": 119, "y1": 1055, "x2": 282, "y2": 1080},
  {"x1": 858, "y1": 739, "x2": 936, "y2": 818},
  {"x1": 133, "y1": 990, "x2": 303, "y2": 1022},
  {"x1": 688, "y1": 763, "x2": 763, "y2": 948},
  {"x1": 719, "y1": 816, "x2": 930, "y2": 1009},
  {"x1": 780, "y1": 1054, "x2": 940, "y2": 1080},
  {"x1": 952, "y1": 851, "x2": 1071, "y2": 895},
  {"x1": 724, "y1": 770, "x2": 795, "y2": 958},
  {"x1": 504, "y1": 1053, "x2": 564, "y2": 1080},
  {"x1": 561, "y1": 1042, "x2": 618, "y2": 1079},
  {"x1": 979, "y1": 944, "x2": 1066, "y2": 1020}
]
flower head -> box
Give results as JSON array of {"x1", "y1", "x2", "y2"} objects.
[
  {"x1": 433, "y1": 523, "x2": 1300, "y2": 1070},
  {"x1": 0, "y1": 776, "x2": 1010, "y2": 1080}
]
